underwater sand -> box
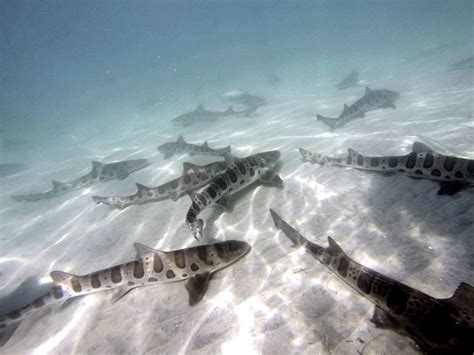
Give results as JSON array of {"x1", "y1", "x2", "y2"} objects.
[{"x1": 0, "y1": 49, "x2": 473, "y2": 354}]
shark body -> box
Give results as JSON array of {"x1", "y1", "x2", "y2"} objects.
[
  {"x1": 270, "y1": 209, "x2": 474, "y2": 354},
  {"x1": 11, "y1": 159, "x2": 150, "y2": 202},
  {"x1": 299, "y1": 142, "x2": 474, "y2": 195},
  {"x1": 172, "y1": 104, "x2": 258, "y2": 127},
  {"x1": 317, "y1": 87, "x2": 400, "y2": 130},
  {"x1": 92, "y1": 161, "x2": 229, "y2": 209},
  {"x1": 186, "y1": 151, "x2": 282, "y2": 239},
  {"x1": 337, "y1": 69, "x2": 360, "y2": 90},
  {"x1": 157, "y1": 136, "x2": 231, "y2": 160},
  {"x1": 0, "y1": 240, "x2": 250, "y2": 346}
]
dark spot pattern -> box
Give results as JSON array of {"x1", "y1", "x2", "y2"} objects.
[
  {"x1": 431, "y1": 169, "x2": 441, "y2": 177},
  {"x1": 357, "y1": 155, "x2": 363, "y2": 166},
  {"x1": 91, "y1": 274, "x2": 101, "y2": 288},
  {"x1": 208, "y1": 187, "x2": 217, "y2": 199},
  {"x1": 357, "y1": 272, "x2": 374, "y2": 294},
  {"x1": 235, "y1": 161, "x2": 246, "y2": 175},
  {"x1": 197, "y1": 194, "x2": 207, "y2": 206},
  {"x1": 71, "y1": 277, "x2": 82, "y2": 293},
  {"x1": 148, "y1": 277, "x2": 158, "y2": 282},
  {"x1": 197, "y1": 246, "x2": 208, "y2": 263},
  {"x1": 53, "y1": 286, "x2": 64, "y2": 299},
  {"x1": 215, "y1": 243, "x2": 225, "y2": 258},
  {"x1": 174, "y1": 250, "x2": 186, "y2": 269},
  {"x1": 127, "y1": 281, "x2": 135, "y2": 286},
  {"x1": 249, "y1": 168, "x2": 255, "y2": 177},
  {"x1": 32, "y1": 298, "x2": 45, "y2": 308},
  {"x1": 370, "y1": 158, "x2": 379, "y2": 167},
  {"x1": 388, "y1": 157, "x2": 398, "y2": 168},
  {"x1": 183, "y1": 174, "x2": 191, "y2": 184},
  {"x1": 191, "y1": 263, "x2": 199, "y2": 271},
  {"x1": 216, "y1": 178, "x2": 227, "y2": 190},
  {"x1": 423, "y1": 153, "x2": 434, "y2": 168},
  {"x1": 111, "y1": 266, "x2": 122, "y2": 283},
  {"x1": 443, "y1": 156, "x2": 457, "y2": 171},
  {"x1": 153, "y1": 253, "x2": 164, "y2": 273},
  {"x1": 7, "y1": 310, "x2": 22, "y2": 319},
  {"x1": 414, "y1": 170, "x2": 423, "y2": 175},
  {"x1": 386, "y1": 287, "x2": 409, "y2": 315},
  {"x1": 455, "y1": 171, "x2": 464, "y2": 179},
  {"x1": 229, "y1": 169, "x2": 238, "y2": 183},
  {"x1": 346, "y1": 156, "x2": 352, "y2": 164},
  {"x1": 405, "y1": 153, "x2": 417, "y2": 169},
  {"x1": 166, "y1": 270, "x2": 176, "y2": 279},
  {"x1": 337, "y1": 257, "x2": 349, "y2": 277},
  {"x1": 158, "y1": 186, "x2": 165, "y2": 194},
  {"x1": 133, "y1": 261, "x2": 144, "y2": 278}
]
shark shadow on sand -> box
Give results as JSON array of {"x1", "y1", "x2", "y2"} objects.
[{"x1": 270, "y1": 209, "x2": 474, "y2": 354}]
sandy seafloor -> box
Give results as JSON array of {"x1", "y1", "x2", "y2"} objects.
[{"x1": 0, "y1": 48, "x2": 473, "y2": 354}]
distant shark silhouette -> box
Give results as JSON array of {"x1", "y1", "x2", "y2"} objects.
[
  {"x1": 337, "y1": 69, "x2": 360, "y2": 90},
  {"x1": 11, "y1": 159, "x2": 150, "y2": 202},
  {"x1": 157, "y1": 135, "x2": 231, "y2": 159},
  {"x1": 172, "y1": 104, "x2": 260, "y2": 127},
  {"x1": 317, "y1": 87, "x2": 400, "y2": 130}
]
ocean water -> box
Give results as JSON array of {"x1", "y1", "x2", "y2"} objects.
[{"x1": 0, "y1": 0, "x2": 473, "y2": 353}]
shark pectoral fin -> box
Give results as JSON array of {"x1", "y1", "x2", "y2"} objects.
[
  {"x1": 185, "y1": 272, "x2": 212, "y2": 306},
  {"x1": 412, "y1": 142, "x2": 435, "y2": 153},
  {"x1": 163, "y1": 152, "x2": 173, "y2": 159},
  {"x1": 445, "y1": 282, "x2": 474, "y2": 308},
  {"x1": 437, "y1": 181, "x2": 469, "y2": 196},
  {"x1": 260, "y1": 170, "x2": 283, "y2": 188},
  {"x1": 111, "y1": 287, "x2": 135, "y2": 304},
  {"x1": 370, "y1": 307, "x2": 399, "y2": 330},
  {"x1": 217, "y1": 195, "x2": 232, "y2": 212}
]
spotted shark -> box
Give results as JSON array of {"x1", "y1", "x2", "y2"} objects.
[
  {"x1": 300, "y1": 142, "x2": 474, "y2": 195},
  {"x1": 157, "y1": 136, "x2": 231, "y2": 160},
  {"x1": 337, "y1": 69, "x2": 360, "y2": 90},
  {"x1": 186, "y1": 151, "x2": 282, "y2": 239},
  {"x1": 269, "y1": 209, "x2": 474, "y2": 354},
  {"x1": 172, "y1": 104, "x2": 258, "y2": 127},
  {"x1": 92, "y1": 160, "x2": 229, "y2": 209},
  {"x1": 0, "y1": 240, "x2": 251, "y2": 346},
  {"x1": 11, "y1": 159, "x2": 150, "y2": 202},
  {"x1": 317, "y1": 87, "x2": 400, "y2": 130}
]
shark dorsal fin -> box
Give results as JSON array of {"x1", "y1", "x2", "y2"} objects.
[
  {"x1": 202, "y1": 141, "x2": 210, "y2": 149},
  {"x1": 135, "y1": 183, "x2": 149, "y2": 192},
  {"x1": 91, "y1": 161, "x2": 103, "y2": 170},
  {"x1": 412, "y1": 142, "x2": 435, "y2": 153},
  {"x1": 50, "y1": 271, "x2": 78, "y2": 285},
  {"x1": 347, "y1": 148, "x2": 360, "y2": 157},
  {"x1": 342, "y1": 104, "x2": 350, "y2": 115},
  {"x1": 185, "y1": 272, "x2": 212, "y2": 306},
  {"x1": 177, "y1": 135, "x2": 186, "y2": 145},
  {"x1": 365, "y1": 86, "x2": 372, "y2": 95},
  {"x1": 327, "y1": 237, "x2": 344, "y2": 255},
  {"x1": 183, "y1": 162, "x2": 199, "y2": 171},
  {"x1": 52, "y1": 180, "x2": 66, "y2": 189},
  {"x1": 445, "y1": 282, "x2": 474, "y2": 308},
  {"x1": 133, "y1": 242, "x2": 163, "y2": 259}
]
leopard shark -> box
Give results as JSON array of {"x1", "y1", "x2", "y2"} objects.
[
  {"x1": 317, "y1": 87, "x2": 400, "y2": 130},
  {"x1": 186, "y1": 151, "x2": 282, "y2": 239},
  {"x1": 172, "y1": 104, "x2": 259, "y2": 127},
  {"x1": 0, "y1": 240, "x2": 251, "y2": 346},
  {"x1": 92, "y1": 160, "x2": 229, "y2": 209},
  {"x1": 11, "y1": 159, "x2": 150, "y2": 202},
  {"x1": 299, "y1": 142, "x2": 474, "y2": 195},
  {"x1": 269, "y1": 209, "x2": 474, "y2": 354},
  {"x1": 157, "y1": 136, "x2": 231, "y2": 160},
  {"x1": 337, "y1": 69, "x2": 360, "y2": 90}
]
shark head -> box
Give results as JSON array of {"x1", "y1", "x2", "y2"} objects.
[
  {"x1": 213, "y1": 240, "x2": 251, "y2": 266},
  {"x1": 253, "y1": 150, "x2": 281, "y2": 168}
]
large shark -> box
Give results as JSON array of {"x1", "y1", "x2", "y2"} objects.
[
  {"x1": 172, "y1": 104, "x2": 259, "y2": 127},
  {"x1": 269, "y1": 209, "x2": 474, "y2": 354},
  {"x1": 336, "y1": 69, "x2": 360, "y2": 90},
  {"x1": 299, "y1": 142, "x2": 474, "y2": 195},
  {"x1": 317, "y1": 87, "x2": 400, "y2": 130},
  {"x1": 449, "y1": 56, "x2": 474, "y2": 71},
  {"x1": 186, "y1": 151, "x2": 282, "y2": 239},
  {"x1": 0, "y1": 240, "x2": 251, "y2": 346},
  {"x1": 157, "y1": 136, "x2": 231, "y2": 160},
  {"x1": 11, "y1": 159, "x2": 150, "y2": 202},
  {"x1": 92, "y1": 160, "x2": 229, "y2": 209}
]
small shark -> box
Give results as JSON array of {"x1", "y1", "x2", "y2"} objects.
[
  {"x1": 186, "y1": 151, "x2": 282, "y2": 239},
  {"x1": 172, "y1": 104, "x2": 258, "y2": 127},
  {"x1": 337, "y1": 69, "x2": 360, "y2": 90},
  {"x1": 0, "y1": 240, "x2": 251, "y2": 346},
  {"x1": 157, "y1": 136, "x2": 231, "y2": 160},
  {"x1": 221, "y1": 90, "x2": 266, "y2": 107},
  {"x1": 11, "y1": 159, "x2": 150, "y2": 202},
  {"x1": 317, "y1": 87, "x2": 400, "y2": 130},
  {"x1": 449, "y1": 56, "x2": 474, "y2": 71},
  {"x1": 269, "y1": 209, "x2": 474, "y2": 354},
  {"x1": 299, "y1": 142, "x2": 474, "y2": 195},
  {"x1": 92, "y1": 160, "x2": 229, "y2": 209}
]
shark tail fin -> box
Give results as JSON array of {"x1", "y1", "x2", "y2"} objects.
[
  {"x1": 50, "y1": 271, "x2": 78, "y2": 286},
  {"x1": 0, "y1": 320, "x2": 22, "y2": 347},
  {"x1": 316, "y1": 114, "x2": 339, "y2": 130},
  {"x1": 269, "y1": 209, "x2": 307, "y2": 246}
]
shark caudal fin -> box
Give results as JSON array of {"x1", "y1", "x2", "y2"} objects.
[
  {"x1": 316, "y1": 115, "x2": 340, "y2": 130},
  {"x1": 269, "y1": 209, "x2": 308, "y2": 246}
]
